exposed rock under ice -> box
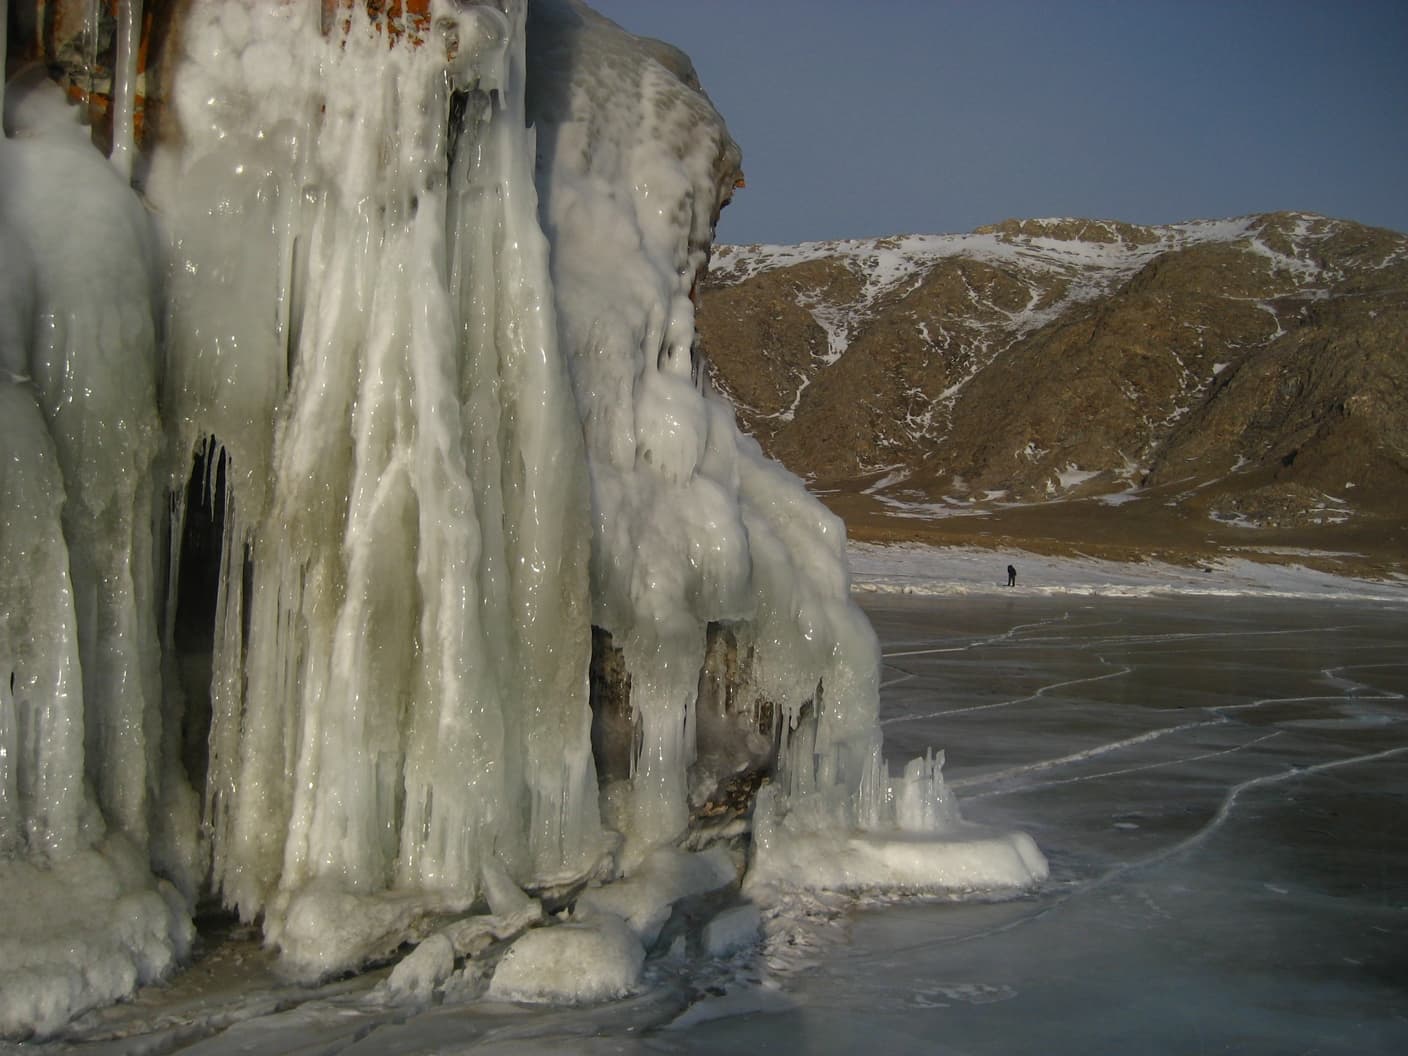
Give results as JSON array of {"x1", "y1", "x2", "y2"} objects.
[{"x1": 0, "y1": 0, "x2": 1044, "y2": 1037}]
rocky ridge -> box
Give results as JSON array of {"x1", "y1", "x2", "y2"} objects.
[{"x1": 696, "y1": 213, "x2": 1408, "y2": 574}]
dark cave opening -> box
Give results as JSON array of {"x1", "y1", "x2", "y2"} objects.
[{"x1": 169, "y1": 438, "x2": 229, "y2": 802}]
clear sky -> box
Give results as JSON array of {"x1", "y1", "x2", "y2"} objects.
[{"x1": 585, "y1": 1, "x2": 1408, "y2": 246}]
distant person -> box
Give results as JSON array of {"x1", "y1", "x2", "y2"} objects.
[{"x1": 1007, "y1": 564, "x2": 1016, "y2": 587}]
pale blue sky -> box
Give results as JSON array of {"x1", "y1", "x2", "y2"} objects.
[{"x1": 585, "y1": 1, "x2": 1408, "y2": 245}]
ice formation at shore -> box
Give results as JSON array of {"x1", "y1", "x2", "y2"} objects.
[{"x1": 1, "y1": 0, "x2": 1044, "y2": 1036}]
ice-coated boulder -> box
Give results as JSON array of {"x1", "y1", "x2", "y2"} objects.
[{"x1": 488, "y1": 912, "x2": 644, "y2": 1005}]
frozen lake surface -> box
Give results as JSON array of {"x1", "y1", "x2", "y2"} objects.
[
  {"x1": 35, "y1": 593, "x2": 1408, "y2": 1054},
  {"x1": 823, "y1": 594, "x2": 1408, "y2": 1055}
]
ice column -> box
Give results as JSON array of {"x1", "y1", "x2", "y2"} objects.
[
  {"x1": 1, "y1": 45, "x2": 195, "y2": 1036},
  {"x1": 152, "y1": 0, "x2": 605, "y2": 952},
  {"x1": 0, "y1": 386, "x2": 84, "y2": 859},
  {"x1": 2, "y1": 72, "x2": 166, "y2": 855},
  {"x1": 528, "y1": 0, "x2": 883, "y2": 856}
]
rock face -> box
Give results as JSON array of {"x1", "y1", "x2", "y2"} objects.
[{"x1": 697, "y1": 214, "x2": 1408, "y2": 564}]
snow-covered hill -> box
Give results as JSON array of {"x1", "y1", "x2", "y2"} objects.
[{"x1": 697, "y1": 213, "x2": 1408, "y2": 563}]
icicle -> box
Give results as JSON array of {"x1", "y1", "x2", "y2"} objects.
[
  {"x1": 109, "y1": 0, "x2": 142, "y2": 182},
  {"x1": 83, "y1": 0, "x2": 101, "y2": 124}
]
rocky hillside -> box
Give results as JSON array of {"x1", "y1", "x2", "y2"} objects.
[{"x1": 696, "y1": 213, "x2": 1408, "y2": 572}]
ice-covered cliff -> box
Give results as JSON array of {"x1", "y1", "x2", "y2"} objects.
[{"x1": 1, "y1": 0, "x2": 1043, "y2": 1036}]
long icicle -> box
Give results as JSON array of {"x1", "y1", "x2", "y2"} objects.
[
  {"x1": 0, "y1": 0, "x2": 7, "y2": 117},
  {"x1": 110, "y1": 0, "x2": 143, "y2": 182}
]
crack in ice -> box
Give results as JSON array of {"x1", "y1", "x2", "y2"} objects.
[{"x1": 881, "y1": 662, "x2": 1131, "y2": 726}]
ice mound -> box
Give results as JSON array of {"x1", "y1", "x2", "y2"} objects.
[
  {"x1": 488, "y1": 912, "x2": 645, "y2": 1005},
  {"x1": 0, "y1": 838, "x2": 193, "y2": 1037},
  {"x1": 748, "y1": 751, "x2": 1049, "y2": 897},
  {"x1": 575, "y1": 846, "x2": 738, "y2": 947},
  {"x1": 749, "y1": 809, "x2": 1050, "y2": 896},
  {"x1": 1, "y1": 0, "x2": 1043, "y2": 1035}
]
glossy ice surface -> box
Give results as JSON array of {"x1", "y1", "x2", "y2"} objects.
[{"x1": 774, "y1": 594, "x2": 1408, "y2": 1056}]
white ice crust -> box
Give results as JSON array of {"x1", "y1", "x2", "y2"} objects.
[
  {"x1": 1, "y1": 0, "x2": 1043, "y2": 1036},
  {"x1": 487, "y1": 910, "x2": 644, "y2": 1005}
]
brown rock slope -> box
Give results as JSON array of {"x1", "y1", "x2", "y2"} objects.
[{"x1": 697, "y1": 214, "x2": 1408, "y2": 577}]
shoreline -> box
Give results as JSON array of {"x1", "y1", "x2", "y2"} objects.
[
  {"x1": 822, "y1": 487, "x2": 1408, "y2": 586},
  {"x1": 848, "y1": 541, "x2": 1408, "y2": 605}
]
